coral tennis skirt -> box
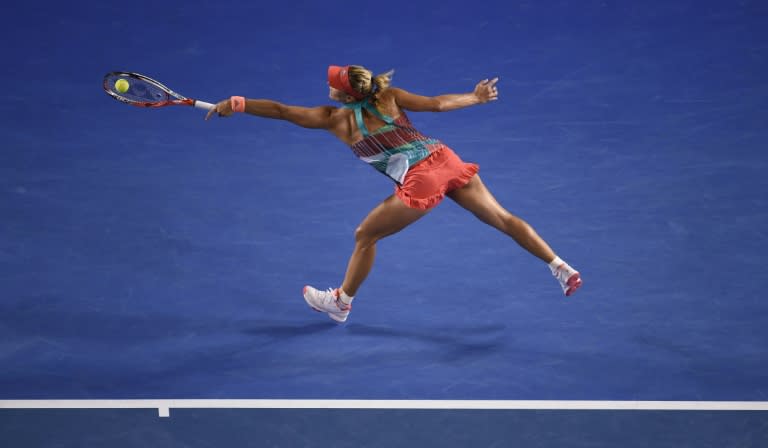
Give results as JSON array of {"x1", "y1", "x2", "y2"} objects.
[{"x1": 395, "y1": 146, "x2": 479, "y2": 210}]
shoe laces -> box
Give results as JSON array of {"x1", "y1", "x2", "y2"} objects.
[
  {"x1": 318, "y1": 287, "x2": 348, "y2": 309},
  {"x1": 314, "y1": 287, "x2": 337, "y2": 304},
  {"x1": 326, "y1": 288, "x2": 352, "y2": 311}
]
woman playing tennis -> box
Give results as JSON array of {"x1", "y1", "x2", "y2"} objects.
[{"x1": 205, "y1": 65, "x2": 582, "y2": 323}]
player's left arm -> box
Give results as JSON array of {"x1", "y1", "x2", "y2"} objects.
[
  {"x1": 205, "y1": 98, "x2": 335, "y2": 130},
  {"x1": 390, "y1": 78, "x2": 499, "y2": 112}
]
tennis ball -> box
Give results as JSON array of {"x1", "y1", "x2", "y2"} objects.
[{"x1": 115, "y1": 78, "x2": 130, "y2": 93}]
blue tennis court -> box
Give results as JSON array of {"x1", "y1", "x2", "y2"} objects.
[{"x1": 2, "y1": 0, "x2": 767, "y2": 446}]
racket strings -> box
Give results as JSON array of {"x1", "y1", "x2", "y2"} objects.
[{"x1": 106, "y1": 74, "x2": 169, "y2": 104}]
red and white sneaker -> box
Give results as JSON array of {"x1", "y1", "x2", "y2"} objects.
[
  {"x1": 302, "y1": 286, "x2": 351, "y2": 323},
  {"x1": 553, "y1": 264, "x2": 582, "y2": 296}
]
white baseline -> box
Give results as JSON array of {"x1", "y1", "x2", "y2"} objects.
[{"x1": 1, "y1": 400, "x2": 767, "y2": 418}]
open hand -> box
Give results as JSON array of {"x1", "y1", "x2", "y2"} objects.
[{"x1": 474, "y1": 78, "x2": 499, "y2": 103}]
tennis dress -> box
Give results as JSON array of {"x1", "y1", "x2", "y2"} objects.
[{"x1": 344, "y1": 98, "x2": 478, "y2": 210}]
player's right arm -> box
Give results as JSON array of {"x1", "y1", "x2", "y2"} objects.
[
  {"x1": 205, "y1": 98, "x2": 335, "y2": 129},
  {"x1": 389, "y1": 78, "x2": 499, "y2": 112}
]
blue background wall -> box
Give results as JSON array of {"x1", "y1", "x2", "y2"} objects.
[{"x1": 1, "y1": 0, "x2": 767, "y2": 445}]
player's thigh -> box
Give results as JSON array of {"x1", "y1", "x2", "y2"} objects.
[
  {"x1": 446, "y1": 175, "x2": 507, "y2": 226},
  {"x1": 357, "y1": 194, "x2": 429, "y2": 241}
]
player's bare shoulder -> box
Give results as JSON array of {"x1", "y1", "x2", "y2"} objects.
[
  {"x1": 324, "y1": 105, "x2": 347, "y2": 128},
  {"x1": 326, "y1": 105, "x2": 357, "y2": 144}
]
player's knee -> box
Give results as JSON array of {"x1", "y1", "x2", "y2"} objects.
[
  {"x1": 474, "y1": 207, "x2": 505, "y2": 227},
  {"x1": 507, "y1": 214, "x2": 535, "y2": 235},
  {"x1": 487, "y1": 210, "x2": 524, "y2": 233},
  {"x1": 354, "y1": 226, "x2": 378, "y2": 248}
]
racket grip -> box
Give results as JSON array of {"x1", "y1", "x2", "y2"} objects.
[{"x1": 194, "y1": 100, "x2": 215, "y2": 111}]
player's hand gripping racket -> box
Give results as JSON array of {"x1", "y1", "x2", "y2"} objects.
[{"x1": 103, "y1": 71, "x2": 214, "y2": 111}]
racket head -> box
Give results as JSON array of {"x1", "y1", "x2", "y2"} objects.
[{"x1": 103, "y1": 71, "x2": 193, "y2": 108}]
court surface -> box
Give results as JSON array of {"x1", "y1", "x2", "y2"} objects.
[{"x1": 1, "y1": 0, "x2": 767, "y2": 446}]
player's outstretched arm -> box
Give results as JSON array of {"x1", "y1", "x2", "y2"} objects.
[
  {"x1": 390, "y1": 77, "x2": 499, "y2": 112},
  {"x1": 205, "y1": 98, "x2": 335, "y2": 130}
]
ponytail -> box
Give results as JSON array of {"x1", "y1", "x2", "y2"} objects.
[
  {"x1": 370, "y1": 69, "x2": 394, "y2": 103},
  {"x1": 347, "y1": 66, "x2": 395, "y2": 103}
]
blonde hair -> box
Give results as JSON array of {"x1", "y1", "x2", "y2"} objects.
[{"x1": 348, "y1": 65, "x2": 394, "y2": 103}]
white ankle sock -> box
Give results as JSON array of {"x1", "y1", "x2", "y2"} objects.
[
  {"x1": 548, "y1": 256, "x2": 564, "y2": 272},
  {"x1": 338, "y1": 289, "x2": 354, "y2": 306}
]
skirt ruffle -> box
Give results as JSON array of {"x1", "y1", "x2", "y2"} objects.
[{"x1": 394, "y1": 148, "x2": 479, "y2": 211}]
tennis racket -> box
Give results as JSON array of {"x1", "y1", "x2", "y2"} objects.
[{"x1": 103, "y1": 71, "x2": 215, "y2": 111}]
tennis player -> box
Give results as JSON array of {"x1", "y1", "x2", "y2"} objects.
[{"x1": 206, "y1": 65, "x2": 582, "y2": 323}]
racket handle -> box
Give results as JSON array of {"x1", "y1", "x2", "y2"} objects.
[{"x1": 193, "y1": 100, "x2": 215, "y2": 111}]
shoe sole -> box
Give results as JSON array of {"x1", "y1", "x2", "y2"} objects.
[
  {"x1": 565, "y1": 273, "x2": 582, "y2": 297},
  {"x1": 303, "y1": 286, "x2": 349, "y2": 323}
]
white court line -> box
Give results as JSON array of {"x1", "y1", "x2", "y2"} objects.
[{"x1": 2, "y1": 400, "x2": 768, "y2": 417}]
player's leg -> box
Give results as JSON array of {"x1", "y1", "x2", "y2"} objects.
[
  {"x1": 341, "y1": 194, "x2": 430, "y2": 296},
  {"x1": 446, "y1": 175, "x2": 582, "y2": 295},
  {"x1": 303, "y1": 194, "x2": 429, "y2": 322},
  {"x1": 447, "y1": 175, "x2": 555, "y2": 261}
]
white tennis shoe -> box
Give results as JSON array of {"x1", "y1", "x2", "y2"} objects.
[
  {"x1": 553, "y1": 263, "x2": 582, "y2": 296},
  {"x1": 302, "y1": 286, "x2": 351, "y2": 323}
]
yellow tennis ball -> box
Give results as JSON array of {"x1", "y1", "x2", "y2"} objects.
[{"x1": 115, "y1": 78, "x2": 130, "y2": 93}]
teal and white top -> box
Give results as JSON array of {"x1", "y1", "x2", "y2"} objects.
[{"x1": 344, "y1": 98, "x2": 447, "y2": 184}]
